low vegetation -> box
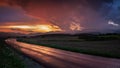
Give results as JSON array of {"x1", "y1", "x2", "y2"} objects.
[{"x1": 0, "y1": 38, "x2": 25, "y2": 68}]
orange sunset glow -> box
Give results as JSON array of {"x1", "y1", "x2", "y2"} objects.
[{"x1": 0, "y1": 24, "x2": 62, "y2": 33}]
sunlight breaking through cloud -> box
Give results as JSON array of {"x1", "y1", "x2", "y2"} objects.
[
  {"x1": 108, "y1": 20, "x2": 119, "y2": 27},
  {"x1": 0, "y1": 25, "x2": 62, "y2": 33},
  {"x1": 70, "y1": 22, "x2": 83, "y2": 31}
]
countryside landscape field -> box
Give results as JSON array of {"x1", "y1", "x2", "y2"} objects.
[
  {"x1": 0, "y1": 0, "x2": 120, "y2": 68},
  {"x1": 18, "y1": 34, "x2": 120, "y2": 58}
]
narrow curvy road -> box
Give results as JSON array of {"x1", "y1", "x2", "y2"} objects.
[{"x1": 5, "y1": 39, "x2": 120, "y2": 68}]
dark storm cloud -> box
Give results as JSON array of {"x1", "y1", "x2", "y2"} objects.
[
  {"x1": 86, "y1": 0, "x2": 113, "y2": 9},
  {"x1": 0, "y1": 0, "x2": 119, "y2": 33},
  {"x1": 0, "y1": 6, "x2": 39, "y2": 23},
  {"x1": 5, "y1": 0, "x2": 113, "y2": 9},
  {"x1": 103, "y1": 0, "x2": 120, "y2": 24}
]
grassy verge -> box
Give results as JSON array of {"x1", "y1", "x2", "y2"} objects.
[
  {"x1": 0, "y1": 38, "x2": 25, "y2": 68},
  {"x1": 18, "y1": 38, "x2": 120, "y2": 59}
]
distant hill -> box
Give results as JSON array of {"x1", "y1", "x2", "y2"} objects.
[
  {"x1": 0, "y1": 29, "x2": 120, "y2": 38},
  {"x1": 0, "y1": 32, "x2": 26, "y2": 38}
]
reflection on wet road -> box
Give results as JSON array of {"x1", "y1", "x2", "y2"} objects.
[{"x1": 6, "y1": 39, "x2": 120, "y2": 68}]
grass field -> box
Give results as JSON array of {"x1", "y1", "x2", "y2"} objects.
[
  {"x1": 18, "y1": 34, "x2": 120, "y2": 58},
  {"x1": 0, "y1": 38, "x2": 25, "y2": 68}
]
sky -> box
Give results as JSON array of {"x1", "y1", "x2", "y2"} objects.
[{"x1": 0, "y1": 0, "x2": 120, "y2": 34}]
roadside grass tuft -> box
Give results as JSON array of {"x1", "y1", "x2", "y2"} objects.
[{"x1": 0, "y1": 38, "x2": 25, "y2": 68}]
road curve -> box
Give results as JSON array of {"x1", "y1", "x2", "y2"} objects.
[{"x1": 5, "y1": 39, "x2": 120, "y2": 68}]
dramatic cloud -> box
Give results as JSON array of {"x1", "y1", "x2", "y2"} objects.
[
  {"x1": 0, "y1": 25, "x2": 62, "y2": 34},
  {"x1": 0, "y1": 6, "x2": 39, "y2": 23},
  {"x1": 0, "y1": 0, "x2": 120, "y2": 33}
]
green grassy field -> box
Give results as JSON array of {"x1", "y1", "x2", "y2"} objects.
[
  {"x1": 0, "y1": 38, "x2": 25, "y2": 68},
  {"x1": 18, "y1": 34, "x2": 120, "y2": 58}
]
